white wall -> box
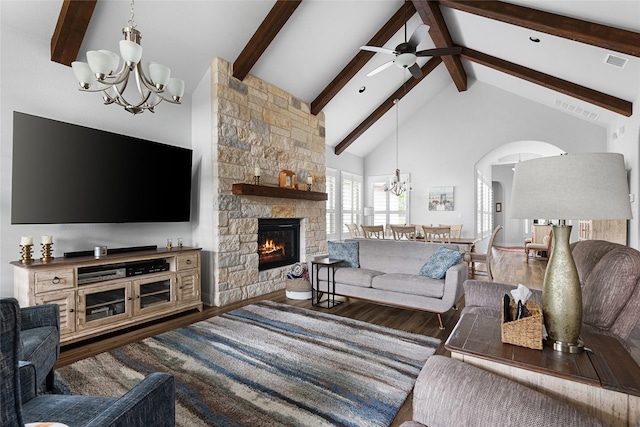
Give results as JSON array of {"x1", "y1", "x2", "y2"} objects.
[
  {"x1": 364, "y1": 81, "x2": 608, "y2": 242},
  {"x1": 1, "y1": 12, "x2": 193, "y2": 297}
]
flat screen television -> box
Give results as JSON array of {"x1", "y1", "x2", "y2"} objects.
[{"x1": 11, "y1": 111, "x2": 193, "y2": 224}]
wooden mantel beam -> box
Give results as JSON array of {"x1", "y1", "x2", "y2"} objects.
[
  {"x1": 232, "y1": 0, "x2": 302, "y2": 81},
  {"x1": 334, "y1": 57, "x2": 443, "y2": 155},
  {"x1": 51, "y1": 0, "x2": 97, "y2": 66}
]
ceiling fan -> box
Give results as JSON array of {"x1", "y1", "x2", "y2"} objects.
[{"x1": 360, "y1": 23, "x2": 462, "y2": 79}]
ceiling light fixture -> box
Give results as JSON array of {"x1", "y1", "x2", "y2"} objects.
[
  {"x1": 70, "y1": 0, "x2": 184, "y2": 115},
  {"x1": 385, "y1": 98, "x2": 410, "y2": 196}
]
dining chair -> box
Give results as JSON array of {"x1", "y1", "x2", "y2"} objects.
[
  {"x1": 445, "y1": 224, "x2": 463, "y2": 239},
  {"x1": 361, "y1": 225, "x2": 384, "y2": 239},
  {"x1": 468, "y1": 225, "x2": 503, "y2": 281},
  {"x1": 422, "y1": 226, "x2": 452, "y2": 243},
  {"x1": 525, "y1": 229, "x2": 553, "y2": 262},
  {"x1": 345, "y1": 223, "x2": 361, "y2": 238},
  {"x1": 390, "y1": 225, "x2": 418, "y2": 241}
]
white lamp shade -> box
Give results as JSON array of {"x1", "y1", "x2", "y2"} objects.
[
  {"x1": 511, "y1": 152, "x2": 632, "y2": 220},
  {"x1": 148, "y1": 62, "x2": 171, "y2": 87},
  {"x1": 71, "y1": 61, "x2": 95, "y2": 85},
  {"x1": 98, "y1": 49, "x2": 119, "y2": 74},
  {"x1": 119, "y1": 40, "x2": 143, "y2": 64},
  {"x1": 166, "y1": 78, "x2": 185, "y2": 98},
  {"x1": 86, "y1": 50, "x2": 112, "y2": 76}
]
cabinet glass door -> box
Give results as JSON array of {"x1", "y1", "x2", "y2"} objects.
[
  {"x1": 78, "y1": 282, "x2": 131, "y2": 330},
  {"x1": 134, "y1": 273, "x2": 175, "y2": 315}
]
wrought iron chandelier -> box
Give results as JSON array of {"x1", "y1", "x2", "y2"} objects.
[
  {"x1": 71, "y1": 0, "x2": 184, "y2": 115},
  {"x1": 386, "y1": 99, "x2": 410, "y2": 196}
]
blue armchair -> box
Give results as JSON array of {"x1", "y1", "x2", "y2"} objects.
[
  {"x1": 1, "y1": 298, "x2": 176, "y2": 427},
  {"x1": 19, "y1": 301, "x2": 60, "y2": 393}
]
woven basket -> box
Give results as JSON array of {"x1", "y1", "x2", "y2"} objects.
[
  {"x1": 285, "y1": 278, "x2": 312, "y2": 300},
  {"x1": 501, "y1": 299, "x2": 543, "y2": 350}
]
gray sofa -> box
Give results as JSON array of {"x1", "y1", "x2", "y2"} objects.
[
  {"x1": 401, "y1": 355, "x2": 604, "y2": 427},
  {"x1": 311, "y1": 239, "x2": 468, "y2": 328}
]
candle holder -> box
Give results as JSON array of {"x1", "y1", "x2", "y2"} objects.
[
  {"x1": 41, "y1": 243, "x2": 54, "y2": 262},
  {"x1": 307, "y1": 183, "x2": 312, "y2": 191},
  {"x1": 20, "y1": 244, "x2": 34, "y2": 264},
  {"x1": 167, "y1": 239, "x2": 173, "y2": 250},
  {"x1": 177, "y1": 238, "x2": 183, "y2": 249},
  {"x1": 253, "y1": 175, "x2": 260, "y2": 185}
]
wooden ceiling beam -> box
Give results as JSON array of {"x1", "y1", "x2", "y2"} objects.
[
  {"x1": 51, "y1": 0, "x2": 97, "y2": 66},
  {"x1": 232, "y1": 0, "x2": 302, "y2": 81},
  {"x1": 412, "y1": 0, "x2": 467, "y2": 91},
  {"x1": 310, "y1": 2, "x2": 416, "y2": 116},
  {"x1": 439, "y1": 0, "x2": 640, "y2": 57},
  {"x1": 461, "y1": 47, "x2": 632, "y2": 117},
  {"x1": 334, "y1": 57, "x2": 443, "y2": 155}
]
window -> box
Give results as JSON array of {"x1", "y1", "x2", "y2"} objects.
[
  {"x1": 476, "y1": 170, "x2": 493, "y2": 238},
  {"x1": 369, "y1": 175, "x2": 409, "y2": 227},
  {"x1": 341, "y1": 172, "x2": 362, "y2": 236},
  {"x1": 325, "y1": 168, "x2": 338, "y2": 240}
]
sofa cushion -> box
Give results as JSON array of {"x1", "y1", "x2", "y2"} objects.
[
  {"x1": 419, "y1": 247, "x2": 461, "y2": 279},
  {"x1": 328, "y1": 241, "x2": 359, "y2": 268},
  {"x1": 372, "y1": 274, "x2": 445, "y2": 298},
  {"x1": 335, "y1": 268, "x2": 383, "y2": 288}
]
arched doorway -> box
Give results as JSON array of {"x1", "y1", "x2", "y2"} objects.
[{"x1": 474, "y1": 141, "x2": 564, "y2": 249}]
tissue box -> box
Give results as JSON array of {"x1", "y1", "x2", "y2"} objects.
[{"x1": 501, "y1": 298, "x2": 543, "y2": 350}]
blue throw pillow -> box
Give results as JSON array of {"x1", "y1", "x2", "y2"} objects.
[
  {"x1": 420, "y1": 246, "x2": 461, "y2": 279},
  {"x1": 328, "y1": 241, "x2": 359, "y2": 268}
]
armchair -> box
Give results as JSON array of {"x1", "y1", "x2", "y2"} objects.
[
  {"x1": 525, "y1": 229, "x2": 553, "y2": 262},
  {"x1": 19, "y1": 302, "x2": 60, "y2": 393},
  {"x1": 400, "y1": 355, "x2": 603, "y2": 427},
  {"x1": 1, "y1": 298, "x2": 176, "y2": 427},
  {"x1": 463, "y1": 240, "x2": 640, "y2": 346}
]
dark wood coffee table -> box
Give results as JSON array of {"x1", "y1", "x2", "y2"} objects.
[{"x1": 445, "y1": 313, "x2": 640, "y2": 426}]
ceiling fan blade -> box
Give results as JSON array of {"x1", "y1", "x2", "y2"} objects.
[
  {"x1": 360, "y1": 46, "x2": 396, "y2": 55},
  {"x1": 415, "y1": 46, "x2": 463, "y2": 57},
  {"x1": 408, "y1": 63, "x2": 422, "y2": 79},
  {"x1": 408, "y1": 24, "x2": 430, "y2": 49},
  {"x1": 367, "y1": 60, "x2": 395, "y2": 77}
]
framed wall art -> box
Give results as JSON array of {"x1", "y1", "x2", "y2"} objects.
[{"x1": 428, "y1": 186, "x2": 454, "y2": 211}]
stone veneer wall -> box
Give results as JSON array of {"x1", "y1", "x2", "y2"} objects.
[{"x1": 210, "y1": 58, "x2": 327, "y2": 306}]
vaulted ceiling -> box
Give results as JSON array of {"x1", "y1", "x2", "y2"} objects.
[{"x1": 28, "y1": 1, "x2": 640, "y2": 156}]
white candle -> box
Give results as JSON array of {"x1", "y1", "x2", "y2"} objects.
[
  {"x1": 42, "y1": 235, "x2": 53, "y2": 244},
  {"x1": 254, "y1": 167, "x2": 261, "y2": 177},
  {"x1": 21, "y1": 236, "x2": 33, "y2": 245},
  {"x1": 307, "y1": 176, "x2": 313, "y2": 185}
]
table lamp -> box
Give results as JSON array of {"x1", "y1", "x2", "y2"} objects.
[{"x1": 510, "y1": 153, "x2": 632, "y2": 353}]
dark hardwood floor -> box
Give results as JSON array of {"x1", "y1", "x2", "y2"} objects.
[{"x1": 57, "y1": 247, "x2": 544, "y2": 426}]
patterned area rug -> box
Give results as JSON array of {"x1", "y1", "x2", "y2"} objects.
[{"x1": 56, "y1": 301, "x2": 440, "y2": 427}]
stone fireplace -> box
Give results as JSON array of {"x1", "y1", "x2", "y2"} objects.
[{"x1": 194, "y1": 57, "x2": 327, "y2": 307}]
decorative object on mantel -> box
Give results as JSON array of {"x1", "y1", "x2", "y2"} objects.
[
  {"x1": 385, "y1": 99, "x2": 411, "y2": 196},
  {"x1": 70, "y1": 0, "x2": 184, "y2": 115},
  {"x1": 307, "y1": 176, "x2": 313, "y2": 191},
  {"x1": 279, "y1": 170, "x2": 296, "y2": 189},
  {"x1": 253, "y1": 167, "x2": 261, "y2": 186},
  {"x1": 511, "y1": 153, "x2": 632, "y2": 354},
  {"x1": 41, "y1": 235, "x2": 54, "y2": 262},
  {"x1": 20, "y1": 236, "x2": 33, "y2": 264}
]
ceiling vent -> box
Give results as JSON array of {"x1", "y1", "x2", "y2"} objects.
[
  {"x1": 554, "y1": 99, "x2": 600, "y2": 121},
  {"x1": 604, "y1": 54, "x2": 628, "y2": 68}
]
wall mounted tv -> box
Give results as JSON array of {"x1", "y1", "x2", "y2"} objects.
[{"x1": 11, "y1": 112, "x2": 193, "y2": 224}]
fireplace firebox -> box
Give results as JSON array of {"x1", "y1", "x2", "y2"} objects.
[{"x1": 258, "y1": 218, "x2": 300, "y2": 271}]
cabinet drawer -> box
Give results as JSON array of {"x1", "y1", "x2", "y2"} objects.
[
  {"x1": 35, "y1": 269, "x2": 75, "y2": 293},
  {"x1": 177, "y1": 254, "x2": 199, "y2": 271}
]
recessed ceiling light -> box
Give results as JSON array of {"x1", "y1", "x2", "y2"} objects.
[
  {"x1": 359, "y1": 86, "x2": 366, "y2": 93},
  {"x1": 529, "y1": 36, "x2": 540, "y2": 43}
]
